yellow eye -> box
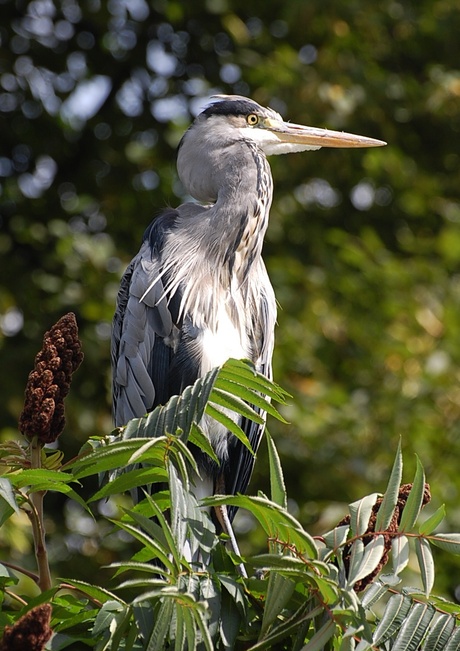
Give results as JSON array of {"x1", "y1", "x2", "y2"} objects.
[{"x1": 246, "y1": 113, "x2": 259, "y2": 126}]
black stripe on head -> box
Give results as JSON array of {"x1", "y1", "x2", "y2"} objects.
[{"x1": 201, "y1": 98, "x2": 262, "y2": 119}]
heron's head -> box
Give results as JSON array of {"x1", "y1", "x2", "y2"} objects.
[
  {"x1": 177, "y1": 95, "x2": 385, "y2": 202},
  {"x1": 196, "y1": 95, "x2": 385, "y2": 155}
]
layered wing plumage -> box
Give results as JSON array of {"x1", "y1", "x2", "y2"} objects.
[{"x1": 112, "y1": 207, "x2": 276, "y2": 522}]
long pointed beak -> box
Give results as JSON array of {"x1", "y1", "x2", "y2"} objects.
[{"x1": 269, "y1": 119, "x2": 386, "y2": 148}]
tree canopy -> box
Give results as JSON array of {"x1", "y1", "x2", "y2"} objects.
[{"x1": 1, "y1": 0, "x2": 460, "y2": 597}]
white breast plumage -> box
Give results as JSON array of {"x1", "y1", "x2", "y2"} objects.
[{"x1": 199, "y1": 302, "x2": 250, "y2": 375}]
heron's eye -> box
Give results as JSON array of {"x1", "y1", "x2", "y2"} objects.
[{"x1": 246, "y1": 114, "x2": 259, "y2": 126}]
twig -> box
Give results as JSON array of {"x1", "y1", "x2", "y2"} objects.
[
  {"x1": 58, "y1": 583, "x2": 104, "y2": 608},
  {"x1": 29, "y1": 437, "x2": 52, "y2": 592},
  {"x1": 4, "y1": 589, "x2": 28, "y2": 606},
  {"x1": 0, "y1": 560, "x2": 39, "y2": 583}
]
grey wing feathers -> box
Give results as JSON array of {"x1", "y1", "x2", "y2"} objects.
[
  {"x1": 112, "y1": 210, "x2": 277, "y2": 526},
  {"x1": 112, "y1": 239, "x2": 173, "y2": 426}
]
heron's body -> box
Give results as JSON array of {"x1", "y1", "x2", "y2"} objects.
[{"x1": 112, "y1": 95, "x2": 385, "y2": 521}]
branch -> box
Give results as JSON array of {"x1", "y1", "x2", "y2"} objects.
[
  {"x1": 0, "y1": 561, "x2": 39, "y2": 583},
  {"x1": 28, "y1": 438, "x2": 52, "y2": 592}
]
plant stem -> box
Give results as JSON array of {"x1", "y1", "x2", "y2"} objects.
[
  {"x1": 1, "y1": 560, "x2": 39, "y2": 583},
  {"x1": 5, "y1": 589, "x2": 28, "y2": 606},
  {"x1": 29, "y1": 437, "x2": 52, "y2": 592}
]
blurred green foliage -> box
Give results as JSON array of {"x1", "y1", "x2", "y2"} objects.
[{"x1": 1, "y1": 0, "x2": 459, "y2": 601}]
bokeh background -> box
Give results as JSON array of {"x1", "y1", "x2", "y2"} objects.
[{"x1": 1, "y1": 0, "x2": 460, "y2": 598}]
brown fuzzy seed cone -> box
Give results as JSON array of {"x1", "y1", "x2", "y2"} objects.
[
  {"x1": 0, "y1": 604, "x2": 52, "y2": 651},
  {"x1": 338, "y1": 483, "x2": 431, "y2": 592},
  {"x1": 19, "y1": 313, "x2": 83, "y2": 444}
]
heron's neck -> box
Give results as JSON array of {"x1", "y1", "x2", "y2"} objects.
[{"x1": 213, "y1": 141, "x2": 273, "y2": 284}]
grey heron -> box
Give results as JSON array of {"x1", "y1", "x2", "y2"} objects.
[{"x1": 112, "y1": 94, "x2": 385, "y2": 537}]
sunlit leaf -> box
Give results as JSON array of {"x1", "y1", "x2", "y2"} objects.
[
  {"x1": 212, "y1": 377, "x2": 287, "y2": 422},
  {"x1": 371, "y1": 593, "x2": 412, "y2": 647},
  {"x1": 205, "y1": 403, "x2": 254, "y2": 452},
  {"x1": 218, "y1": 359, "x2": 289, "y2": 403},
  {"x1": 0, "y1": 477, "x2": 19, "y2": 526},
  {"x1": 422, "y1": 613, "x2": 455, "y2": 651},
  {"x1": 428, "y1": 595, "x2": 460, "y2": 615},
  {"x1": 419, "y1": 505, "x2": 446, "y2": 535},
  {"x1": 67, "y1": 438, "x2": 168, "y2": 479},
  {"x1": 59, "y1": 579, "x2": 126, "y2": 605},
  {"x1": 107, "y1": 561, "x2": 170, "y2": 579},
  {"x1": 314, "y1": 576, "x2": 341, "y2": 605},
  {"x1": 360, "y1": 580, "x2": 390, "y2": 610},
  {"x1": 390, "y1": 602, "x2": 435, "y2": 650},
  {"x1": 347, "y1": 539, "x2": 364, "y2": 587},
  {"x1": 144, "y1": 491, "x2": 181, "y2": 566},
  {"x1": 97, "y1": 601, "x2": 133, "y2": 650},
  {"x1": 88, "y1": 466, "x2": 167, "y2": 501},
  {"x1": 92, "y1": 599, "x2": 126, "y2": 637},
  {"x1": 182, "y1": 605, "x2": 197, "y2": 650},
  {"x1": 188, "y1": 423, "x2": 219, "y2": 464},
  {"x1": 347, "y1": 535, "x2": 385, "y2": 588},
  {"x1": 7, "y1": 468, "x2": 74, "y2": 489},
  {"x1": 127, "y1": 437, "x2": 170, "y2": 465},
  {"x1": 444, "y1": 625, "x2": 460, "y2": 650},
  {"x1": 266, "y1": 430, "x2": 287, "y2": 509},
  {"x1": 168, "y1": 462, "x2": 188, "y2": 560},
  {"x1": 116, "y1": 578, "x2": 169, "y2": 591},
  {"x1": 430, "y1": 533, "x2": 460, "y2": 555},
  {"x1": 415, "y1": 537, "x2": 435, "y2": 597},
  {"x1": 398, "y1": 456, "x2": 426, "y2": 533},
  {"x1": 322, "y1": 525, "x2": 350, "y2": 552},
  {"x1": 392, "y1": 535, "x2": 410, "y2": 576},
  {"x1": 375, "y1": 439, "x2": 403, "y2": 532},
  {"x1": 131, "y1": 588, "x2": 201, "y2": 607},
  {"x1": 204, "y1": 494, "x2": 317, "y2": 558},
  {"x1": 174, "y1": 603, "x2": 186, "y2": 651},
  {"x1": 250, "y1": 553, "x2": 304, "y2": 570},
  {"x1": 349, "y1": 493, "x2": 379, "y2": 537}
]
